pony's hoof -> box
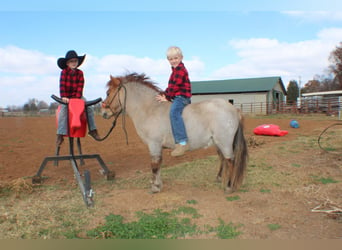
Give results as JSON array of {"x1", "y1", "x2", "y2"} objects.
[
  {"x1": 216, "y1": 175, "x2": 221, "y2": 183},
  {"x1": 224, "y1": 187, "x2": 234, "y2": 194},
  {"x1": 151, "y1": 185, "x2": 161, "y2": 193}
]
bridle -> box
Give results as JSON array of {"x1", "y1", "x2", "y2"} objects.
[{"x1": 96, "y1": 84, "x2": 128, "y2": 143}]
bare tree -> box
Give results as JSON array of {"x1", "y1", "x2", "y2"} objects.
[
  {"x1": 301, "y1": 78, "x2": 321, "y2": 93},
  {"x1": 301, "y1": 74, "x2": 340, "y2": 93},
  {"x1": 328, "y1": 42, "x2": 342, "y2": 89},
  {"x1": 37, "y1": 100, "x2": 49, "y2": 110}
]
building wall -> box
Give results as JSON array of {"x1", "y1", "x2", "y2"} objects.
[
  {"x1": 273, "y1": 82, "x2": 284, "y2": 92},
  {"x1": 192, "y1": 92, "x2": 269, "y2": 114},
  {"x1": 269, "y1": 82, "x2": 286, "y2": 112}
]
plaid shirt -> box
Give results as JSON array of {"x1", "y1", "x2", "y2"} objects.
[
  {"x1": 59, "y1": 67, "x2": 84, "y2": 98},
  {"x1": 164, "y1": 62, "x2": 191, "y2": 101}
]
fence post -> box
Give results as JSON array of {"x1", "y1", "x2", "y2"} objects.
[
  {"x1": 261, "y1": 102, "x2": 263, "y2": 114},
  {"x1": 339, "y1": 96, "x2": 341, "y2": 120}
]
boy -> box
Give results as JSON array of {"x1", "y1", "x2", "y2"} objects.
[
  {"x1": 56, "y1": 50, "x2": 100, "y2": 146},
  {"x1": 156, "y1": 46, "x2": 192, "y2": 156}
]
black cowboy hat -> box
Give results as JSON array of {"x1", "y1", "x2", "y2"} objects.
[{"x1": 57, "y1": 50, "x2": 86, "y2": 69}]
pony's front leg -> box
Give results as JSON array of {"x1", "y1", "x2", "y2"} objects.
[{"x1": 150, "y1": 155, "x2": 163, "y2": 193}]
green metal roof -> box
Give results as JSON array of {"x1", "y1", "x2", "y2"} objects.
[{"x1": 192, "y1": 76, "x2": 286, "y2": 94}]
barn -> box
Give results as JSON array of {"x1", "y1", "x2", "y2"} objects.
[{"x1": 191, "y1": 76, "x2": 287, "y2": 114}]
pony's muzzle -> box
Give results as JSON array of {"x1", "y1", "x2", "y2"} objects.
[
  {"x1": 101, "y1": 102, "x2": 112, "y2": 119},
  {"x1": 102, "y1": 112, "x2": 108, "y2": 119},
  {"x1": 102, "y1": 111, "x2": 111, "y2": 119}
]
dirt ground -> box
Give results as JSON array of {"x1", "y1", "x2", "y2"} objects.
[{"x1": 0, "y1": 114, "x2": 341, "y2": 239}]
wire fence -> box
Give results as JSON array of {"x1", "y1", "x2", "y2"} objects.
[{"x1": 235, "y1": 98, "x2": 341, "y2": 119}]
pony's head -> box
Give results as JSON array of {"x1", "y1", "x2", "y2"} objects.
[
  {"x1": 102, "y1": 75, "x2": 124, "y2": 119},
  {"x1": 102, "y1": 72, "x2": 163, "y2": 119}
]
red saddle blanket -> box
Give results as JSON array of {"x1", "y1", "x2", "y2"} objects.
[{"x1": 253, "y1": 124, "x2": 288, "y2": 137}]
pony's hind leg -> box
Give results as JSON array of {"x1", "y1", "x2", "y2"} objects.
[
  {"x1": 216, "y1": 148, "x2": 226, "y2": 182},
  {"x1": 216, "y1": 148, "x2": 234, "y2": 193},
  {"x1": 150, "y1": 155, "x2": 163, "y2": 193},
  {"x1": 224, "y1": 159, "x2": 234, "y2": 194}
]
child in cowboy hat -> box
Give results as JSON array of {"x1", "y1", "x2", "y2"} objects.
[{"x1": 56, "y1": 50, "x2": 100, "y2": 146}]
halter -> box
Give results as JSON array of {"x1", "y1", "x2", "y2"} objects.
[{"x1": 96, "y1": 84, "x2": 128, "y2": 143}]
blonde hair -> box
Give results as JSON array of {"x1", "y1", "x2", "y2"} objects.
[{"x1": 166, "y1": 46, "x2": 183, "y2": 59}]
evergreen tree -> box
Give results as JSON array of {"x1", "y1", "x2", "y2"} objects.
[{"x1": 286, "y1": 80, "x2": 299, "y2": 104}]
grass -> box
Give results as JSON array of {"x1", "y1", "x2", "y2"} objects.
[
  {"x1": 260, "y1": 188, "x2": 271, "y2": 193},
  {"x1": 107, "y1": 155, "x2": 222, "y2": 191},
  {"x1": 0, "y1": 180, "x2": 242, "y2": 239},
  {"x1": 311, "y1": 176, "x2": 339, "y2": 184},
  {"x1": 86, "y1": 208, "x2": 241, "y2": 239},
  {"x1": 268, "y1": 224, "x2": 281, "y2": 231},
  {"x1": 174, "y1": 206, "x2": 201, "y2": 219},
  {"x1": 216, "y1": 218, "x2": 242, "y2": 239},
  {"x1": 162, "y1": 156, "x2": 221, "y2": 189},
  {"x1": 245, "y1": 159, "x2": 296, "y2": 188},
  {"x1": 0, "y1": 184, "x2": 93, "y2": 239},
  {"x1": 186, "y1": 199, "x2": 198, "y2": 205},
  {"x1": 291, "y1": 163, "x2": 302, "y2": 168},
  {"x1": 86, "y1": 209, "x2": 198, "y2": 239},
  {"x1": 226, "y1": 195, "x2": 240, "y2": 201}
]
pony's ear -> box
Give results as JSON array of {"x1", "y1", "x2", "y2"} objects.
[{"x1": 110, "y1": 75, "x2": 121, "y2": 86}]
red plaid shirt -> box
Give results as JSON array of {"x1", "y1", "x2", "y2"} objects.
[
  {"x1": 59, "y1": 67, "x2": 84, "y2": 98},
  {"x1": 164, "y1": 62, "x2": 191, "y2": 101}
]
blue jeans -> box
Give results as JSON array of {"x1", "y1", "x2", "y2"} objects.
[
  {"x1": 57, "y1": 97, "x2": 96, "y2": 135},
  {"x1": 170, "y1": 96, "x2": 191, "y2": 144}
]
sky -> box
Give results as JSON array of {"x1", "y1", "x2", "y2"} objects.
[{"x1": 1, "y1": 1, "x2": 342, "y2": 107}]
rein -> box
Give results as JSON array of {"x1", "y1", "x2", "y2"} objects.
[
  {"x1": 95, "y1": 84, "x2": 128, "y2": 144},
  {"x1": 317, "y1": 122, "x2": 342, "y2": 153}
]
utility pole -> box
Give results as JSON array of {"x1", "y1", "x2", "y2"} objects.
[
  {"x1": 298, "y1": 76, "x2": 301, "y2": 97},
  {"x1": 297, "y1": 76, "x2": 301, "y2": 107}
]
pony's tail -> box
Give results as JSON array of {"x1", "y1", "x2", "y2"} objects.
[{"x1": 231, "y1": 119, "x2": 248, "y2": 191}]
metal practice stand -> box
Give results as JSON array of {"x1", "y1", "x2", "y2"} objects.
[{"x1": 32, "y1": 95, "x2": 115, "y2": 207}]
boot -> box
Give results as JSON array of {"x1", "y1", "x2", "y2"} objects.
[
  {"x1": 171, "y1": 144, "x2": 189, "y2": 157},
  {"x1": 56, "y1": 134, "x2": 64, "y2": 147},
  {"x1": 88, "y1": 129, "x2": 101, "y2": 140}
]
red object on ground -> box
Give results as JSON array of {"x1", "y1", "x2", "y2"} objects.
[{"x1": 253, "y1": 124, "x2": 288, "y2": 136}]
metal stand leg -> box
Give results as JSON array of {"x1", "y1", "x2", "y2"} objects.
[
  {"x1": 69, "y1": 137, "x2": 74, "y2": 155},
  {"x1": 70, "y1": 157, "x2": 94, "y2": 207},
  {"x1": 54, "y1": 145, "x2": 61, "y2": 166},
  {"x1": 77, "y1": 138, "x2": 85, "y2": 165}
]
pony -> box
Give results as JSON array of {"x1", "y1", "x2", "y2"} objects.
[{"x1": 102, "y1": 73, "x2": 248, "y2": 194}]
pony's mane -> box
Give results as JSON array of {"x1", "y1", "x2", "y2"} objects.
[{"x1": 111, "y1": 72, "x2": 163, "y2": 93}]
